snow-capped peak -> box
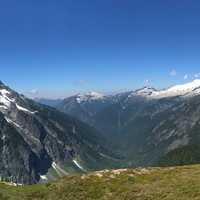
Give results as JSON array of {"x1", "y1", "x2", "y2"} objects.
[
  {"x1": 126, "y1": 80, "x2": 200, "y2": 100},
  {"x1": 0, "y1": 82, "x2": 37, "y2": 114},
  {"x1": 85, "y1": 91, "x2": 104, "y2": 98},
  {"x1": 150, "y1": 79, "x2": 200, "y2": 99},
  {"x1": 76, "y1": 92, "x2": 104, "y2": 103},
  {"x1": 135, "y1": 87, "x2": 157, "y2": 96},
  {"x1": 127, "y1": 86, "x2": 157, "y2": 99}
]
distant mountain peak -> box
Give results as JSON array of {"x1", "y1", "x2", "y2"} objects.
[
  {"x1": 85, "y1": 91, "x2": 104, "y2": 97},
  {"x1": 127, "y1": 86, "x2": 157, "y2": 99},
  {"x1": 135, "y1": 86, "x2": 157, "y2": 95},
  {"x1": 167, "y1": 79, "x2": 200, "y2": 92},
  {"x1": 125, "y1": 80, "x2": 200, "y2": 100},
  {"x1": 151, "y1": 79, "x2": 200, "y2": 99},
  {"x1": 76, "y1": 91, "x2": 104, "y2": 103}
]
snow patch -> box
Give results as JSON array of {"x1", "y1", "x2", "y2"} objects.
[
  {"x1": 40, "y1": 175, "x2": 48, "y2": 181},
  {"x1": 16, "y1": 104, "x2": 37, "y2": 114},
  {"x1": 76, "y1": 92, "x2": 104, "y2": 103},
  {"x1": 52, "y1": 162, "x2": 68, "y2": 176},
  {"x1": 0, "y1": 105, "x2": 8, "y2": 110},
  {"x1": 0, "y1": 89, "x2": 38, "y2": 115},
  {"x1": 73, "y1": 160, "x2": 85, "y2": 171},
  {"x1": 126, "y1": 80, "x2": 200, "y2": 100},
  {"x1": 150, "y1": 79, "x2": 200, "y2": 99},
  {"x1": 0, "y1": 89, "x2": 14, "y2": 108},
  {"x1": 1, "y1": 135, "x2": 6, "y2": 140},
  {"x1": 52, "y1": 162, "x2": 60, "y2": 175},
  {"x1": 4, "y1": 117, "x2": 22, "y2": 129},
  {"x1": 130, "y1": 87, "x2": 157, "y2": 98}
]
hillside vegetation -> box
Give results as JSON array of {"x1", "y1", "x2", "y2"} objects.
[
  {"x1": 1, "y1": 165, "x2": 200, "y2": 199},
  {"x1": 157, "y1": 144, "x2": 200, "y2": 167}
]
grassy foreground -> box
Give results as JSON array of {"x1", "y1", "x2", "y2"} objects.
[{"x1": 1, "y1": 165, "x2": 200, "y2": 200}]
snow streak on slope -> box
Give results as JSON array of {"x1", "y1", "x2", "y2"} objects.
[
  {"x1": 16, "y1": 104, "x2": 37, "y2": 114},
  {"x1": 4, "y1": 117, "x2": 22, "y2": 129},
  {"x1": 52, "y1": 162, "x2": 68, "y2": 176},
  {"x1": 73, "y1": 160, "x2": 85, "y2": 171},
  {"x1": 40, "y1": 175, "x2": 48, "y2": 181}
]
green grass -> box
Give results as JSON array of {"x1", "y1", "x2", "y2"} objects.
[{"x1": 2, "y1": 165, "x2": 200, "y2": 199}]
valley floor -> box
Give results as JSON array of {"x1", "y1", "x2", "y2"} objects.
[{"x1": 1, "y1": 165, "x2": 200, "y2": 200}]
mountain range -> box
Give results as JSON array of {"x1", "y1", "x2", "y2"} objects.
[
  {"x1": 2, "y1": 79, "x2": 200, "y2": 185},
  {"x1": 0, "y1": 81, "x2": 116, "y2": 184},
  {"x1": 53, "y1": 79, "x2": 200, "y2": 167}
]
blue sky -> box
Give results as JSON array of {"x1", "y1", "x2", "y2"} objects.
[{"x1": 1, "y1": 0, "x2": 200, "y2": 98}]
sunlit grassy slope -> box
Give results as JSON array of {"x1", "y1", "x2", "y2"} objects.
[{"x1": 1, "y1": 165, "x2": 200, "y2": 200}]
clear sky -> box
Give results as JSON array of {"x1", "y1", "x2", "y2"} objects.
[{"x1": 1, "y1": 0, "x2": 200, "y2": 98}]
